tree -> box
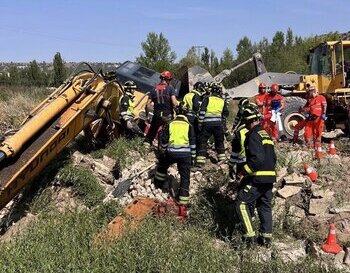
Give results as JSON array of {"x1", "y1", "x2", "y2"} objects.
[
  {"x1": 53, "y1": 52, "x2": 66, "y2": 87},
  {"x1": 201, "y1": 47, "x2": 210, "y2": 69},
  {"x1": 136, "y1": 32, "x2": 176, "y2": 72},
  {"x1": 26, "y1": 60, "x2": 43, "y2": 86},
  {"x1": 179, "y1": 46, "x2": 200, "y2": 67}
]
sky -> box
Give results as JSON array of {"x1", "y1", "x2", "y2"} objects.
[{"x1": 0, "y1": 0, "x2": 349, "y2": 63}]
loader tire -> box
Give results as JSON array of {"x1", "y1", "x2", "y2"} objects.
[{"x1": 280, "y1": 96, "x2": 307, "y2": 139}]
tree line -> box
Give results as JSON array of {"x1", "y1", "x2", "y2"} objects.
[
  {"x1": 0, "y1": 29, "x2": 343, "y2": 88},
  {"x1": 0, "y1": 52, "x2": 67, "y2": 87},
  {"x1": 137, "y1": 29, "x2": 342, "y2": 88}
]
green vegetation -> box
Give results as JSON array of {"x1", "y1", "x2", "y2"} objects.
[
  {"x1": 91, "y1": 136, "x2": 147, "y2": 169},
  {"x1": 57, "y1": 165, "x2": 105, "y2": 208}
]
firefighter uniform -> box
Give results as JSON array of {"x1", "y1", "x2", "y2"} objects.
[
  {"x1": 263, "y1": 92, "x2": 285, "y2": 141},
  {"x1": 304, "y1": 94, "x2": 327, "y2": 148},
  {"x1": 196, "y1": 86, "x2": 229, "y2": 165},
  {"x1": 228, "y1": 124, "x2": 248, "y2": 177},
  {"x1": 144, "y1": 81, "x2": 176, "y2": 146},
  {"x1": 120, "y1": 82, "x2": 143, "y2": 138},
  {"x1": 183, "y1": 89, "x2": 201, "y2": 124},
  {"x1": 293, "y1": 96, "x2": 311, "y2": 144},
  {"x1": 228, "y1": 104, "x2": 260, "y2": 177},
  {"x1": 154, "y1": 114, "x2": 196, "y2": 204},
  {"x1": 235, "y1": 123, "x2": 276, "y2": 246}
]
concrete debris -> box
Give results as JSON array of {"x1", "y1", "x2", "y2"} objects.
[
  {"x1": 309, "y1": 199, "x2": 332, "y2": 216},
  {"x1": 312, "y1": 188, "x2": 335, "y2": 199},
  {"x1": 344, "y1": 247, "x2": 350, "y2": 265},
  {"x1": 283, "y1": 173, "x2": 306, "y2": 185},
  {"x1": 277, "y1": 186, "x2": 301, "y2": 199},
  {"x1": 335, "y1": 251, "x2": 346, "y2": 264},
  {"x1": 322, "y1": 129, "x2": 344, "y2": 139},
  {"x1": 276, "y1": 167, "x2": 288, "y2": 183},
  {"x1": 289, "y1": 205, "x2": 305, "y2": 219},
  {"x1": 273, "y1": 240, "x2": 307, "y2": 262},
  {"x1": 330, "y1": 204, "x2": 350, "y2": 214}
]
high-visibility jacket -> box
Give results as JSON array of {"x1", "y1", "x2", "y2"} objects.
[
  {"x1": 242, "y1": 124, "x2": 276, "y2": 184},
  {"x1": 309, "y1": 95, "x2": 327, "y2": 117},
  {"x1": 160, "y1": 115, "x2": 196, "y2": 158},
  {"x1": 183, "y1": 90, "x2": 201, "y2": 116},
  {"x1": 229, "y1": 124, "x2": 248, "y2": 166},
  {"x1": 119, "y1": 92, "x2": 134, "y2": 121},
  {"x1": 199, "y1": 94, "x2": 229, "y2": 126}
]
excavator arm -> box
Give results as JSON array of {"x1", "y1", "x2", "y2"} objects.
[
  {"x1": 0, "y1": 64, "x2": 123, "y2": 210},
  {"x1": 213, "y1": 53, "x2": 267, "y2": 83}
]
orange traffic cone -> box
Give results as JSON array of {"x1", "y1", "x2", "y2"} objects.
[
  {"x1": 328, "y1": 140, "x2": 337, "y2": 155},
  {"x1": 314, "y1": 144, "x2": 323, "y2": 159},
  {"x1": 304, "y1": 163, "x2": 318, "y2": 182},
  {"x1": 322, "y1": 223, "x2": 343, "y2": 254}
]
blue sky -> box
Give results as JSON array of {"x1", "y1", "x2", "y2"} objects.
[{"x1": 0, "y1": 0, "x2": 348, "y2": 62}]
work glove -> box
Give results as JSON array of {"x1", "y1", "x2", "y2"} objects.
[{"x1": 321, "y1": 113, "x2": 327, "y2": 121}]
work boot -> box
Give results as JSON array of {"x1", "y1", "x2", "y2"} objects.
[
  {"x1": 242, "y1": 236, "x2": 257, "y2": 248},
  {"x1": 257, "y1": 236, "x2": 272, "y2": 248}
]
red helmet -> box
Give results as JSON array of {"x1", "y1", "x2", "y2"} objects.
[
  {"x1": 258, "y1": 82, "x2": 267, "y2": 93},
  {"x1": 160, "y1": 70, "x2": 172, "y2": 81},
  {"x1": 270, "y1": 83, "x2": 279, "y2": 92}
]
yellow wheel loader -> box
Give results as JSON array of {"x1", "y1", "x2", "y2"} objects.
[{"x1": 180, "y1": 41, "x2": 350, "y2": 138}]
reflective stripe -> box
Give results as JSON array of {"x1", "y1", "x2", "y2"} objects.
[
  {"x1": 203, "y1": 117, "x2": 222, "y2": 122},
  {"x1": 155, "y1": 172, "x2": 167, "y2": 181},
  {"x1": 196, "y1": 156, "x2": 206, "y2": 163},
  {"x1": 262, "y1": 139, "x2": 274, "y2": 145},
  {"x1": 254, "y1": 171, "x2": 276, "y2": 176},
  {"x1": 218, "y1": 154, "x2": 226, "y2": 161},
  {"x1": 168, "y1": 147, "x2": 191, "y2": 153},
  {"x1": 244, "y1": 164, "x2": 253, "y2": 174},
  {"x1": 239, "y1": 202, "x2": 255, "y2": 237},
  {"x1": 260, "y1": 233, "x2": 272, "y2": 238},
  {"x1": 190, "y1": 145, "x2": 196, "y2": 149}
]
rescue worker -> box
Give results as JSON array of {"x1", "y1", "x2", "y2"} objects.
[
  {"x1": 153, "y1": 102, "x2": 196, "y2": 206},
  {"x1": 293, "y1": 90, "x2": 311, "y2": 144},
  {"x1": 255, "y1": 82, "x2": 267, "y2": 114},
  {"x1": 144, "y1": 70, "x2": 178, "y2": 148},
  {"x1": 119, "y1": 80, "x2": 143, "y2": 138},
  {"x1": 263, "y1": 84, "x2": 285, "y2": 141},
  {"x1": 196, "y1": 83, "x2": 229, "y2": 166},
  {"x1": 232, "y1": 98, "x2": 250, "y2": 133},
  {"x1": 183, "y1": 81, "x2": 204, "y2": 125},
  {"x1": 304, "y1": 86, "x2": 327, "y2": 148},
  {"x1": 235, "y1": 106, "x2": 276, "y2": 247},
  {"x1": 228, "y1": 103, "x2": 260, "y2": 180}
]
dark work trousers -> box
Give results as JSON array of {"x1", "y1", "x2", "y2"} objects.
[
  {"x1": 145, "y1": 112, "x2": 171, "y2": 144},
  {"x1": 235, "y1": 181, "x2": 273, "y2": 238},
  {"x1": 197, "y1": 124, "x2": 225, "y2": 157},
  {"x1": 186, "y1": 114, "x2": 199, "y2": 144},
  {"x1": 154, "y1": 153, "x2": 191, "y2": 197}
]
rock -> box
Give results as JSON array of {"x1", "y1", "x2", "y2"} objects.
[
  {"x1": 274, "y1": 239, "x2": 307, "y2": 262},
  {"x1": 283, "y1": 173, "x2": 306, "y2": 185},
  {"x1": 277, "y1": 167, "x2": 288, "y2": 183},
  {"x1": 277, "y1": 186, "x2": 302, "y2": 199},
  {"x1": 309, "y1": 199, "x2": 331, "y2": 216},
  {"x1": 322, "y1": 129, "x2": 344, "y2": 139},
  {"x1": 335, "y1": 251, "x2": 346, "y2": 264},
  {"x1": 289, "y1": 205, "x2": 305, "y2": 219},
  {"x1": 312, "y1": 189, "x2": 335, "y2": 199},
  {"x1": 344, "y1": 247, "x2": 350, "y2": 265},
  {"x1": 330, "y1": 204, "x2": 350, "y2": 214}
]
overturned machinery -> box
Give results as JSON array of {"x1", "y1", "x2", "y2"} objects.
[{"x1": 0, "y1": 64, "x2": 124, "y2": 210}]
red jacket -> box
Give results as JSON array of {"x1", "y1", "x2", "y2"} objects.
[
  {"x1": 309, "y1": 95, "x2": 326, "y2": 117},
  {"x1": 255, "y1": 93, "x2": 267, "y2": 114}
]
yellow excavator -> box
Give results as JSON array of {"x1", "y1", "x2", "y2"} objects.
[{"x1": 0, "y1": 63, "x2": 141, "y2": 210}]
